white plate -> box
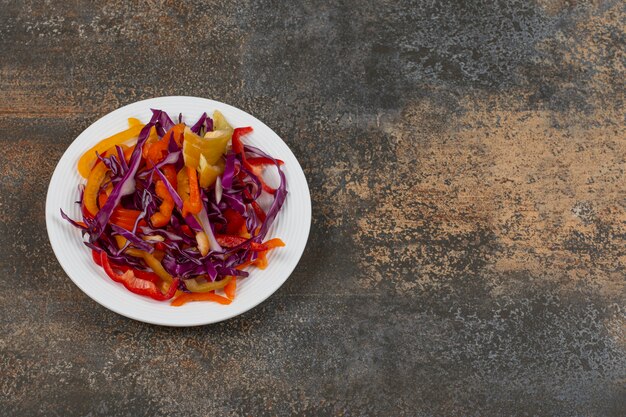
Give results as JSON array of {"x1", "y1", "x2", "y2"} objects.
[{"x1": 45, "y1": 96, "x2": 311, "y2": 326}]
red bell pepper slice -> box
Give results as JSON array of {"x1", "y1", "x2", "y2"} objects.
[
  {"x1": 243, "y1": 189, "x2": 266, "y2": 223},
  {"x1": 214, "y1": 235, "x2": 284, "y2": 251},
  {"x1": 110, "y1": 208, "x2": 148, "y2": 230},
  {"x1": 231, "y1": 127, "x2": 252, "y2": 154},
  {"x1": 232, "y1": 127, "x2": 277, "y2": 194},
  {"x1": 92, "y1": 249, "x2": 161, "y2": 284},
  {"x1": 222, "y1": 208, "x2": 246, "y2": 235},
  {"x1": 116, "y1": 265, "x2": 161, "y2": 284},
  {"x1": 92, "y1": 249, "x2": 103, "y2": 266},
  {"x1": 100, "y1": 252, "x2": 179, "y2": 301},
  {"x1": 247, "y1": 156, "x2": 284, "y2": 166},
  {"x1": 180, "y1": 225, "x2": 194, "y2": 237},
  {"x1": 215, "y1": 234, "x2": 267, "y2": 251}
]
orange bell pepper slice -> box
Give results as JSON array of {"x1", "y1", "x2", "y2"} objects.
[
  {"x1": 182, "y1": 166, "x2": 202, "y2": 216},
  {"x1": 255, "y1": 251, "x2": 268, "y2": 269},
  {"x1": 263, "y1": 238, "x2": 286, "y2": 249},
  {"x1": 224, "y1": 277, "x2": 236, "y2": 300},
  {"x1": 234, "y1": 239, "x2": 284, "y2": 271},
  {"x1": 161, "y1": 165, "x2": 177, "y2": 190},
  {"x1": 144, "y1": 124, "x2": 185, "y2": 167},
  {"x1": 150, "y1": 180, "x2": 175, "y2": 227},
  {"x1": 170, "y1": 291, "x2": 232, "y2": 307}
]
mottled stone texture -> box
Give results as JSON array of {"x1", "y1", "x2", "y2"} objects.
[{"x1": 0, "y1": 0, "x2": 624, "y2": 416}]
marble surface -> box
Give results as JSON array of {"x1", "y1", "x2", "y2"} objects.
[{"x1": 1, "y1": 1, "x2": 624, "y2": 415}]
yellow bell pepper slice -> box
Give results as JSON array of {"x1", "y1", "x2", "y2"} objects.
[
  {"x1": 183, "y1": 275, "x2": 232, "y2": 292},
  {"x1": 77, "y1": 119, "x2": 144, "y2": 178},
  {"x1": 83, "y1": 160, "x2": 109, "y2": 216},
  {"x1": 177, "y1": 166, "x2": 190, "y2": 201},
  {"x1": 198, "y1": 154, "x2": 225, "y2": 188},
  {"x1": 126, "y1": 248, "x2": 174, "y2": 284},
  {"x1": 128, "y1": 117, "x2": 142, "y2": 127},
  {"x1": 83, "y1": 145, "x2": 128, "y2": 216},
  {"x1": 182, "y1": 127, "x2": 231, "y2": 169},
  {"x1": 213, "y1": 110, "x2": 233, "y2": 131}
]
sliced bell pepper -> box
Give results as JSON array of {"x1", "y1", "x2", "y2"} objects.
[
  {"x1": 161, "y1": 165, "x2": 177, "y2": 191},
  {"x1": 83, "y1": 160, "x2": 109, "y2": 216},
  {"x1": 243, "y1": 189, "x2": 266, "y2": 223},
  {"x1": 235, "y1": 260, "x2": 254, "y2": 270},
  {"x1": 176, "y1": 167, "x2": 190, "y2": 212},
  {"x1": 171, "y1": 291, "x2": 232, "y2": 307},
  {"x1": 128, "y1": 117, "x2": 142, "y2": 127},
  {"x1": 239, "y1": 222, "x2": 251, "y2": 238},
  {"x1": 215, "y1": 234, "x2": 267, "y2": 251},
  {"x1": 110, "y1": 208, "x2": 143, "y2": 220},
  {"x1": 144, "y1": 124, "x2": 185, "y2": 167},
  {"x1": 222, "y1": 208, "x2": 246, "y2": 235},
  {"x1": 100, "y1": 251, "x2": 179, "y2": 301},
  {"x1": 198, "y1": 154, "x2": 224, "y2": 188},
  {"x1": 121, "y1": 267, "x2": 161, "y2": 284},
  {"x1": 141, "y1": 127, "x2": 159, "y2": 158},
  {"x1": 97, "y1": 187, "x2": 110, "y2": 209},
  {"x1": 200, "y1": 129, "x2": 232, "y2": 165},
  {"x1": 231, "y1": 127, "x2": 276, "y2": 194},
  {"x1": 123, "y1": 145, "x2": 135, "y2": 161},
  {"x1": 234, "y1": 239, "x2": 282, "y2": 270},
  {"x1": 255, "y1": 250, "x2": 268, "y2": 269},
  {"x1": 92, "y1": 250, "x2": 161, "y2": 285},
  {"x1": 78, "y1": 122, "x2": 144, "y2": 178},
  {"x1": 247, "y1": 156, "x2": 284, "y2": 166},
  {"x1": 92, "y1": 249, "x2": 103, "y2": 265},
  {"x1": 183, "y1": 275, "x2": 232, "y2": 293},
  {"x1": 110, "y1": 208, "x2": 147, "y2": 231},
  {"x1": 212, "y1": 110, "x2": 232, "y2": 131},
  {"x1": 182, "y1": 166, "x2": 202, "y2": 216},
  {"x1": 230, "y1": 127, "x2": 252, "y2": 154},
  {"x1": 195, "y1": 231, "x2": 210, "y2": 256},
  {"x1": 262, "y1": 238, "x2": 286, "y2": 249},
  {"x1": 182, "y1": 127, "x2": 231, "y2": 169},
  {"x1": 181, "y1": 224, "x2": 193, "y2": 237},
  {"x1": 150, "y1": 180, "x2": 174, "y2": 227},
  {"x1": 126, "y1": 248, "x2": 174, "y2": 284},
  {"x1": 224, "y1": 277, "x2": 236, "y2": 299},
  {"x1": 99, "y1": 186, "x2": 147, "y2": 230},
  {"x1": 85, "y1": 145, "x2": 135, "y2": 217}
]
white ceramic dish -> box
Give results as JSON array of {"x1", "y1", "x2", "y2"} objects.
[{"x1": 46, "y1": 96, "x2": 311, "y2": 326}]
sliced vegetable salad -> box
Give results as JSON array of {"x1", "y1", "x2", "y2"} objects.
[{"x1": 62, "y1": 109, "x2": 287, "y2": 306}]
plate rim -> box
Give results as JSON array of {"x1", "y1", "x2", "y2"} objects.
[{"x1": 45, "y1": 96, "x2": 311, "y2": 326}]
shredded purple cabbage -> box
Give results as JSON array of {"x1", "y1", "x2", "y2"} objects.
[{"x1": 63, "y1": 110, "x2": 287, "y2": 293}]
